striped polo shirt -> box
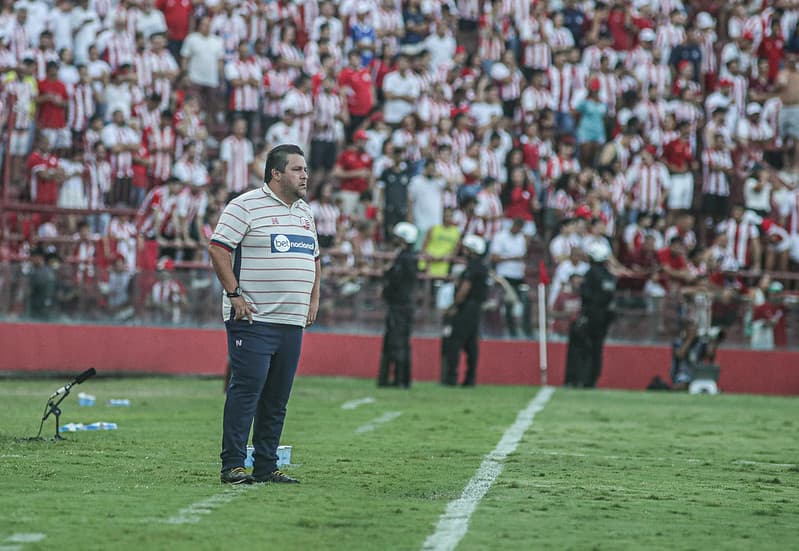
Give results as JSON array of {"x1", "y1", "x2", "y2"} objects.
[{"x1": 211, "y1": 186, "x2": 319, "y2": 327}]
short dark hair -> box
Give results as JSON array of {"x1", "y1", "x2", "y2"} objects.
[{"x1": 264, "y1": 144, "x2": 305, "y2": 183}]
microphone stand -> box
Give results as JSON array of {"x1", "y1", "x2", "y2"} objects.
[{"x1": 36, "y1": 385, "x2": 73, "y2": 440}]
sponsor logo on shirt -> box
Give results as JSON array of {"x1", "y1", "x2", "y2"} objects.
[{"x1": 271, "y1": 233, "x2": 316, "y2": 255}]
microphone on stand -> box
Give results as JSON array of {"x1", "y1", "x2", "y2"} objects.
[{"x1": 48, "y1": 368, "x2": 97, "y2": 400}]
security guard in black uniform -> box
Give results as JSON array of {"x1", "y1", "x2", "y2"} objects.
[
  {"x1": 441, "y1": 234, "x2": 489, "y2": 387},
  {"x1": 564, "y1": 240, "x2": 617, "y2": 388},
  {"x1": 378, "y1": 222, "x2": 419, "y2": 388}
]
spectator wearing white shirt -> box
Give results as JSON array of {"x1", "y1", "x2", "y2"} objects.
[
  {"x1": 548, "y1": 246, "x2": 590, "y2": 308},
  {"x1": 180, "y1": 16, "x2": 225, "y2": 125},
  {"x1": 219, "y1": 118, "x2": 255, "y2": 194},
  {"x1": 312, "y1": 1, "x2": 344, "y2": 46},
  {"x1": 15, "y1": 0, "x2": 48, "y2": 48},
  {"x1": 172, "y1": 141, "x2": 210, "y2": 188},
  {"x1": 490, "y1": 218, "x2": 531, "y2": 337},
  {"x1": 48, "y1": 0, "x2": 75, "y2": 52},
  {"x1": 382, "y1": 54, "x2": 421, "y2": 125},
  {"x1": 743, "y1": 166, "x2": 773, "y2": 217},
  {"x1": 71, "y1": 0, "x2": 102, "y2": 65},
  {"x1": 136, "y1": 0, "x2": 168, "y2": 39},
  {"x1": 423, "y1": 23, "x2": 456, "y2": 72},
  {"x1": 265, "y1": 109, "x2": 303, "y2": 151},
  {"x1": 408, "y1": 159, "x2": 446, "y2": 246}
]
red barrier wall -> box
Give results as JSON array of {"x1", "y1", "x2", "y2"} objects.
[{"x1": 2, "y1": 323, "x2": 797, "y2": 395}]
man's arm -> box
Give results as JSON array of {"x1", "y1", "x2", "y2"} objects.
[
  {"x1": 307, "y1": 257, "x2": 321, "y2": 326},
  {"x1": 208, "y1": 243, "x2": 257, "y2": 323}
]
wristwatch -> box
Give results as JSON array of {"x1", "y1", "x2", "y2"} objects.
[{"x1": 226, "y1": 286, "x2": 243, "y2": 298}]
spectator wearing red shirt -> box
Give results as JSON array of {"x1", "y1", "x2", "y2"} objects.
[
  {"x1": 36, "y1": 61, "x2": 70, "y2": 152},
  {"x1": 607, "y1": 1, "x2": 634, "y2": 51},
  {"x1": 501, "y1": 166, "x2": 538, "y2": 237},
  {"x1": 157, "y1": 0, "x2": 193, "y2": 60},
  {"x1": 662, "y1": 121, "x2": 697, "y2": 215},
  {"x1": 657, "y1": 237, "x2": 696, "y2": 290},
  {"x1": 332, "y1": 130, "x2": 373, "y2": 216},
  {"x1": 338, "y1": 49, "x2": 375, "y2": 137},
  {"x1": 27, "y1": 134, "x2": 65, "y2": 206},
  {"x1": 758, "y1": 18, "x2": 784, "y2": 84}
]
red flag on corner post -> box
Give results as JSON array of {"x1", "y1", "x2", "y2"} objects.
[{"x1": 538, "y1": 260, "x2": 550, "y2": 286}]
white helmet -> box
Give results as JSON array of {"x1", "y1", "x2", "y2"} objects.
[
  {"x1": 392, "y1": 221, "x2": 418, "y2": 244},
  {"x1": 587, "y1": 240, "x2": 611, "y2": 262},
  {"x1": 462, "y1": 234, "x2": 486, "y2": 256}
]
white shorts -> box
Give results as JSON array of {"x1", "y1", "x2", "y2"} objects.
[
  {"x1": 9, "y1": 129, "x2": 31, "y2": 156},
  {"x1": 790, "y1": 235, "x2": 799, "y2": 263},
  {"x1": 336, "y1": 190, "x2": 361, "y2": 217},
  {"x1": 667, "y1": 173, "x2": 694, "y2": 210},
  {"x1": 41, "y1": 127, "x2": 72, "y2": 150}
]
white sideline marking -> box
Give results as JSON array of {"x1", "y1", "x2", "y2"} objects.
[
  {"x1": 164, "y1": 487, "x2": 253, "y2": 525},
  {"x1": 341, "y1": 397, "x2": 376, "y2": 410},
  {"x1": 5, "y1": 535, "x2": 45, "y2": 544},
  {"x1": 734, "y1": 460, "x2": 797, "y2": 468},
  {"x1": 355, "y1": 411, "x2": 402, "y2": 433},
  {"x1": 0, "y1": 546, "x2": 23, "y2": 551},
  {"x1": 529, "y1": 450, "x2": 798, "y2": 469},
  {"x1": 421, "y1": 386, "x2": 555, "y2": 551}
]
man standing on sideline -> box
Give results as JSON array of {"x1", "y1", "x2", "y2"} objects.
[
  {"x1": 441, "y1": 235, "x2": 489, "y2": 387},
  {"x1": 209, "y1": 144, "x2": 321, "y2": 485},
  {"x1": 564, "y1": 240, "x2": 616, "y2": 388},
  {"x1": 378, "y1": 222, "x2": 419, "y2": 388}
]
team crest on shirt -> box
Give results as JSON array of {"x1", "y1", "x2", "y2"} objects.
[{"x1": 299, "y1": 216, "x2": 311, "y2": 230}]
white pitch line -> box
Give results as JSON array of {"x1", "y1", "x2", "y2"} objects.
[
  {"x1": 164, "y1": 487, "x2": 254, "y2": 525},
  {"x1": 355, "y1": 411, "x2": 402, "y2": 433},
  {"x1": 0, "y1": 546, "x2": 22, "y2": 551},
  {"x1": 734, "y1": 460, "x2": 797, "y2": 468},
  {"x1": 341, "y1": 397, "x2": 376, "y2": 410},
  {"x1": 5, "y1": 534, "x2": 45, "y2": 544},
  {"x1": 421, "y1": 386, "x2": 555, "y2": 551}
]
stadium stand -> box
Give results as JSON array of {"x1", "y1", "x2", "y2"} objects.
[{"x1": 0, "y1": 0, "x2": 797, "y2": 350}]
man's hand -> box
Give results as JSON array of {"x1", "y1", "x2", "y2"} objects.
[
  {"x1": 306, "y1": 296, "x2": 319, "y2": 327},
  {"x1": 231, "y1": 295, "x2": 257, "y2": 324}
]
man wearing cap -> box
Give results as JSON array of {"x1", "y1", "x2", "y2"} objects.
[
  {"x1": 378, "y1": 222, "x2": 419, "y2": 388},
  {"x1": 332, "y1": 130, "x2": 373, "y2": 216},
  {"x1": 564, "y1": 240, "x2": 616, "y2": 388},
  {"x1": 441, "y1": 234, "x2": 489, "y2": 387}
]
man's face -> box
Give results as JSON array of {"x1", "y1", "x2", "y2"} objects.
[
  {"x1": 113, "y1": 111, "x2": 125, "y2": 125},
  {"x1": 276, "y1": 154, "x2": 309, "y2": 201}
]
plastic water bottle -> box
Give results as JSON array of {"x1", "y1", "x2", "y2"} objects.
[
  {"x1": 277, "y1": 445, "x2": 292, "y2": 467},
  {"x1": 245, "y1": 445, "x2": 292, "y2": 467},
  {"x1": 60, "y1": 423, "x2": 86, "y2": 432},
  {"x1": 107, "y1": 399, "x2": 130, "y2": 407},
  {"x1": 85, "y1": 422, "x2": 118, "y2": 430},
  {"x1": 78, "y1": 393, "x2": 96, "y2": 407}
]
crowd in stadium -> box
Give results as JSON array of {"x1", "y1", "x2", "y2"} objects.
[{"x1": 0, "y1": 0, "x2": 796, "y2": 345}]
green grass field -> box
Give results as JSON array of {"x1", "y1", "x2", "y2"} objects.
[{"x1": 1, "y1": 377, "x2": 797, "y2": 551}]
